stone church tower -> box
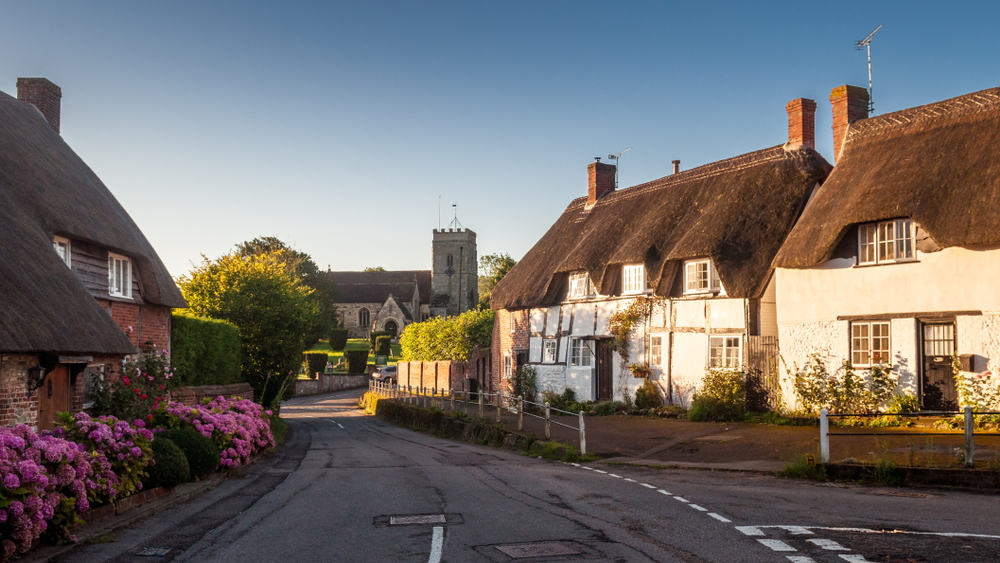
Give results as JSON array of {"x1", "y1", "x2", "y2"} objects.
[{"x1": 430, "y1": 228, "x2": 478, "y2": 317}]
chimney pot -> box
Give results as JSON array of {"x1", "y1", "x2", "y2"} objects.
[
  {"x1": 587, "y1": 161, "x2": 616, "y2": 206},
  {"x1": 785, "y1": 98, "x2": 817, "y2": 148},
  {"x1": 829, "y1": 85, "x2": 869, "y2": 163},
  {"x1": 672, "y1": 160, "x2": 680, "y2": 174},
  {"x1": 16, "y1": 77, "x2": 62, "y2": 133}
]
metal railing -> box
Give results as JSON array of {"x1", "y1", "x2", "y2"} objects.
[
  {"x1": 368, "y1": 380, "x2": 587, "y2": 454},
  {"x1": 819, "y1": 407, "x2": 1000, "y2": 467}
]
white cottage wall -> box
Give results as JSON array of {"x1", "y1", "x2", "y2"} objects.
[{"x1": 958, "y1": 313, "x2": 1000, "y2": 373}]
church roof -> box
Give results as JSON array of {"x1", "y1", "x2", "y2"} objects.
[{"x1": 327, "y1": 270, "x2": 431, "y2": 305}]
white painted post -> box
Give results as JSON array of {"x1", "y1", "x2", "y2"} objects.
[
  {"x1": 478, "y1": 391, "x2": 484, "y2": 418},
  {"x1": 518, "y1": 396, "x2": 524, "y2": 431},
  {"x1": 579, "y1": 410, "x2": 587, "y2": 455},
  {"x1": 965, "y1": 406, "x2": 975, "y2": 468},
  {"x1": 496, "y1": 390, "x2": 503, "y2": 423},
  {"x1": 819, "y1": 408, "x2": 829, "y2": 464},
  {"x1": 545, "y1": 401, "x2": 551, "y2": 440}
]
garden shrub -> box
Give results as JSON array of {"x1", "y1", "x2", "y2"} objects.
[
  {"x1": 160, "y1": 427, "x2": 220, "y2": 478},
  {"x1": 634, "y1": 379, "x2": 663, "y2": 410},
  {"x1": 369, "y1": 331, "x2": 389, "y2": 350},
  {"x1": 542, "y1": 388, "x2": 576, "y2": 411},
  {"x1": 304, "y1": 352, "x2": 328, "y2": 378},
  {"x1": 792, "y1": 354, "x2": 898, "y2": 415},
  {"x1": 345, "y1": 350, "x2": 370, "y2": 374},
  {"x1": 145, "y1": 437, "x2": 190, "y2": 489},
  {"x1": 55, "y1": 412, "x2": 154, "y2": 503},
  {"x1": 170, "y1": 312, "x2": 242, "y2": 386},
  {"x1": 512, "y1": 365, "x2": 538, "y2": 402},
  {"x1": 157, "y1": 397, "x2": 275, "y2": 469},
  {"x1": 399, "y1": 309, "x2": 495, "y2": 361},
  {"x1": 90, "y1": 352, "x2": 174, "y2": 423},
  {"x1": 375, "y1": 335, "x2": 391, "y2": 357},
  {"x1": 688, "y1": 369, "x2": 746, "y2": 422},
  {"x1": 328, "y1": 328, "x2": 348, "y2": 351}
]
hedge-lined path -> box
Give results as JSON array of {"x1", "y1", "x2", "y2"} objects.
[{"x1": 50, "y1": 388, "x2": 1000, "y2": 562}]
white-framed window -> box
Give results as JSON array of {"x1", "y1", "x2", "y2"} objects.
[
  {"x1": 53, "y1": 236, "x2": 71, "y2": 267},
  {"x1": 851, "y1": 321, "x2": 890, "y2": 366},
  {"x1": 857, "y1": 219, "x2": 914, "y2": 265},
  {"x1": 568, "y1": 272, "x2": 592, "y2": 299},
  {"x1": 570, "y1": 338, "x2": 593, "y2": 367},
  {"x1": 503, "y1": 353, "x2": 512, "y2": 378},
  {"x1": 684, "y1": 258, "x2": 722, "y2": 294},
  {"x1": 650, "y1": 335, "x2": 663, "y2": 366},
  {"x1": 108, "y1": 253, "x2": 132, "y2": 298},
  {"x1": 622, "y1": 264, "x2": 645, "y2": 295},
  {"x1": 542, "y1": 339, "x2": 557, "y2": 363},
  {"x1": 708, "y1": 335, "x2": 742, "y2": 370}
]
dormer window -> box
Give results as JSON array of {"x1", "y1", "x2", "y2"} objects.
[
  {"x1": 52, "y1": 236, "x2": 71, "y2": 267},
  {"x1": 108, "y1": 253, "x2": 132, "y2": 299},
  {"x1": 622, "y1": 264, "x2": 645, "y2": 295},
  {"x1": 683, "y1": 258, "x2": 722, "y2": 295},
  {"x1": 858, "y1": 219, "x2": 914, "y2": 265},
  {"x1": 568, "y1": 272, "x2": 594, "y2": 299}
]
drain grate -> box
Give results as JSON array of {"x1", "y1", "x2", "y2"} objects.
[
  {"x1": 390, "y1": 514, "x2": 447, "y2": 525},
  {"x1": 496, "y1": 541, "x2": 580, "y2": 559},
  {"x1": 137, "y1": 546, "x2": 172, "y2": 557}
]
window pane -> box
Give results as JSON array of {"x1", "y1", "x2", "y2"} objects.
[
  {"x1": 858, "y1": 224, "x2": 876, "y2": 264},
  {"x1": 650, "y1": 336, "x2": 662, "y2": 365},
  {"x1": 872, "y1": 322, "x2": 890, "y2": 364},
  {"x1": 725, "y1": 337, "x2": 740, "y2": 368},
  {"x1": 896, "y1": 219, "x2": 913, "y2": 259},
  {"x1": 709, "y1": 337, "x2": 723, "y2": 368},
  {"x1": 878, "y1": 222, "x2": 895, "y2": 262},
  {"x1": 851, "y1": 323, "x2": 870, "y2": 365}
]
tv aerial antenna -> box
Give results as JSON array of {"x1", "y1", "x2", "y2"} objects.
[
  {"x1": 607, "y1": 147, "x2": 632, "y2": 188},
  {"x1": 447, "y1": 202, "x2": 464, "y2": 229},
  {"x1": 857, "y1": 25, "x2": 883, "y2": 114}
]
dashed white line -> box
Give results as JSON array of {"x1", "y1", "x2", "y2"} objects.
[
  {"x1": 838, "y1": 555, "x2": 874, "y2": 563},
  {"x1": 337, "y1": 423, "x2": 345, "y2": 429},
  {"x1": 673, "y1": 496, "x2": 690, "y2": 503},
  {"x1": 640, "y1": 483, "x2": 656, "y2": 489},
  {"x1": 608, "y1": 473, "x2": 622, "y2": 478},
  {"x1": 780, "y1": 526, "x2": 814, "y2": 535},
  {"x1": 570, "y1": 463, "x2": 580, "y2": 467},
  {"x1": 807, "y1": 538, "x2": 848, "y2": 551},
  {"x1": 593, "y1": 469, "x2": 607, "y2": 474},
  {"x1": 427, "y1": 526, "x2": 444, "y2": 563},
  {"x1": 656, "y1": 489, "x2": 672, "y2": 496},
  {"x1": 623, "y1": 477, "x2": 636, "y2": 482},
  {"x1": 708, "y1": 513, "x2": 731, "y2": 523},
  {"x1": 786, "y1": 557, "x2": 817, "y2": 563},
  {"x1": 736, "y1": 526, "x2": 765, "y2": 537},
  {"x1": 688, "y1": 504, "x2": 708, "y2": 512},
  {"x1": 757, "y1": 539, "x2": 796, "y2": 552}
]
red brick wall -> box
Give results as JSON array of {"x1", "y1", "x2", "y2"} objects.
[
  {"x1": 16, "y1": 77, "x2": 61, "y2": 133},
  {"x1": 830, "y1": 85, "x2": 869, "y2": 163},
  {"x1": 491, "y1": 308, "x2": 530, "y2": 393},
  {"x1": 100, "y1": 300, "x2": 172, "y2": 354},
  {"x1": 0, "y1": 354, "x2": 39, "y2": 428},
  {"x1": 785, "y1": 98, "x2": 816, "y2": 148}
]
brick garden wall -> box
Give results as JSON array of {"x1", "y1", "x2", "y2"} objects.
[
  {"x1": 0, "y1": 354, "x2": 39, "y2": 428},
  {"x1": 491, "y1": 308, "x2": 530, "y2": 393},
  {"x1": 171, "y1": 382, "x2": 255, "y2": 406},
  {"x1": 101, "y1": 300, "x2": 173, "y2": 354}
]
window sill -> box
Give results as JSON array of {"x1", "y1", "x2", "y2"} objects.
[{"x1": 853, "y1": 259, "x2": 919, "y2": 268}]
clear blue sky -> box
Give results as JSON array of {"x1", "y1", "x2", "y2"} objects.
[{"x1": 3, "y1": 0, "x2": 999, "y2": 278}]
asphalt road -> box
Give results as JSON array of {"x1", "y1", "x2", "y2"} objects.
[{"x1": 61, "y1": 388, "x2": 1000, "y2": 562}]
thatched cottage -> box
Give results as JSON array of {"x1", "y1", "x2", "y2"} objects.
[
  {"x1": 490, "y1": 98, "x2": 831, "y2": 404},
  {"x1": 774, "y1": 84, "x2": 1000, "y2": 410},
  {"x1": 0, "y1": 78, "x2": 185, "y2": 429}
]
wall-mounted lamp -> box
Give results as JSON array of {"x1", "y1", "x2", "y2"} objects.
[{"x1": 26, "y1": 365, "x2": 48, "y2": 395}]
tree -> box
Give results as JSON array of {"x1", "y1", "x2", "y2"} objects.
[
  {"x1": 478, "y1": 253, "x2": 517, "y2": 309},
  {"x1": 179, "y1": 251, "x2": 315, "y2": 409},
  {"x1": 363, "y1": 266, "x2": 386, "y2": 272},
  {"x1": 236, "y1": 236, "x2": 337, "y2": 347}
]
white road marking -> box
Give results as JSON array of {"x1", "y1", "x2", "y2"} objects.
[
  {"x1": 708, "y1": 513, "x2": 731, "y2": 523},
  {"x1": 736, "y1": 526, "x2": 765, "y2": 537},
  {"x1": 808, "y1": 538, "x2": 848, "y2": 551},
  {"x1": 757, "y1": 539, "x2": 796, "y2": 552},
  {"x1": 594, "y1": 469, "x2": 607, "y2": 474},
  {"x1": 688, "y1": 504, "x2": 708, "y2": 512},
  {"x1": 657, "y1": 489, "x2": 672, "y2": 496},
  {"x1": 779, "y1": 526, "x2": 814, "y2": 535},
  {"x1": 640, "y1": 483, "x2": 656, "y2": 489},
  {"x1": 787, "y1": 557, "x2": 817, "y2": 563},
  {"x1": 337, "y1": 423, "x2": 345, "y2": 429},
  {"x1": 570, "y1": 463, "x2": 580, "y2": 467},
  {"x1": 812, "y1": 526, "x2": 1000, "y2": 540},
  {"x1": 428, "y1": 526, "x2": 444, "y2": 563},
  {"x1": 623, "y1": 477, "x2": 636, "y2": 482},
  {"x1": 608, "y1": 473, "x2": 622, "y2": 478},
  {"x1": 673, "y1": 496, "x2": 690, "y2": 503},
  {"x1": 838, "y1": 555, "x2": 874, "y2": 563}
]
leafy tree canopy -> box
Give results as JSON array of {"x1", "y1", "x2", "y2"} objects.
[
  {"x1": 399, "y1": 308, "x2": 495, "y2": 362},
  {"x1": 363, "y1": 266, "x2": 386, "y2": 272},
  {"x1": 478, "y1": 252, "x2": 517, "y2": 309}
]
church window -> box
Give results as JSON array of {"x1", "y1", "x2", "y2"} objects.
[{"x1": 359, "y1": 308, "x2": 370, "y2": 328}]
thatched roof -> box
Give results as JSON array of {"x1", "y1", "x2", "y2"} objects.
[
  {"x1": 491, "y1": 145, "x2": 831, "y2": 310},
  {"x1": 776, "y1": 87, "x2": 1000, "y2": 267},
  {"x1": 327, "y1": 270, "x2": 431, "y2": 304},
  {"x1": 0, "y1": 90, "x2": 185, "y2": 354}
]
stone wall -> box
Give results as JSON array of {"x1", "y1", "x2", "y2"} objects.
[{"x1": 295, "y1": 374, "x2": 369, "y2": 396}]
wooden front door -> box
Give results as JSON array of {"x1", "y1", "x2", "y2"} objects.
[
  {"x1": 921, "y1": 322, "x2": 957, "y2": 410},
  {"x1": 37, "y1": 365, "x2": 70, "y2": 430},
  {"x1": 595, "y1": 339, "x2": 613, "y2": 401}
]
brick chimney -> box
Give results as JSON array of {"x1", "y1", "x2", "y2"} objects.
[
  {"x1": 785, "y1": 98, "x2": 817, "y2": 148},
  {"x1": 830, "y1": 85, "x2": 869, "y2": 163},
  {"x1": 587, "y1": 161, "x2": 616, "y2": 206},
  {"x1": 672, "y1": 160, "x2": 680, "y2": 174},
  {"x1": 17, "y1": 77, "x2": 62, "y2": 133}
]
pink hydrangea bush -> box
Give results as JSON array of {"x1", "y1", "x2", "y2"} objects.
[
  {"x1": 0, "y1": 426, "x2": 95, "y2": 559},
  {"x1": 159, "y1": 397, "x2": 275, "y2": 469},
  {"x1": 52, "y1": 412, "x2": 154, "y2": 504}
]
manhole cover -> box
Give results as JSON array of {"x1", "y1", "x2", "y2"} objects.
[
  {"x1": 137, "y1": 546, "x2": 172, "y2": 557},
  {"x1": 496, "y1": 541, "x2": 580, "y2": 558},
  {"x1": 389, "y1": 514, "x2": 447, "y2": 525},
  {"x1": 693, "y1": 434, "x2": 741, "y2": 442}
]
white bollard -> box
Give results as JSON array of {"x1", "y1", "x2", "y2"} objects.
[
  {"x1": 518, "y1": 396, "x2": 524, "y2": 431},
  {"x1": 579, "y1": 410, "x2": 587, "y2": 455},
  {"x1": 819, "y1": 408, "x2": 829, "y2": 464}
]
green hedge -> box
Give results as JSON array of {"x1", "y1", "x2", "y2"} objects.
[
  {"x1": 328, "y1": 328, "x2": 349, "y2": 351},
  {"x1": 145, "y1": 437, "x2": 190, "y2": 489},
  {"x1": 170, "y1": 312, "x2": 242, "y2": 386},
  {"x1": 160, "y1": 427, "x2": 219, "y2": 478},
  {"x1": 374, "y1": 335, "x2": 391, "y2": 357},
  {"x1": 369, "y1": 331, "x2": 389, "y2": 350},
  {"x1": 346, "y1": 350, "x2": 370, "y2": 374},
  {"x1": 305, "y1": 352, "x2": 328, "y2": 378}
]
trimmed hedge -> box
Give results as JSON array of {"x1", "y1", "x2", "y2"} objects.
[
  {"x1": 305, "y1": 352, "x2": 327, "y2": 378},
  {"x1": 346, "y1": 349, "x2": 370, "y2": 374},
  {"x1": 160, "y1": 427, "x2": 220, "y2": 478},
  {"x1": 171, "y1": 312, "x2": 242, "y2": 386},
  {"x1": 328, "y1": 328, "x2": 348, "y2": 351},
  {"x1": 146, "y1": 436, "x2": 191, "y2": 489},
  {"x1": 369, "y1": 331, "x2": 390, "y2": 350},
  {"x1": 374, "y1": 335, "x2": 391, "y2": 357}
]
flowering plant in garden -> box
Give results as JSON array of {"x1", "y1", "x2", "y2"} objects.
[
  {"x1": 0, "y1": 426, "x2": 96, "y2": 559},
  {"x1": 91, "y1": 351, "x2": 175, "y2": 422},
  {"x1": 953, "y1": 353, "x2": 1000, "y2": 411},
  {"x1": 154, "y1": 397, "x2": 275, "y2": 469},
  {"x1": 53, "y1": 412, "x2": 154, "y2": 504}
]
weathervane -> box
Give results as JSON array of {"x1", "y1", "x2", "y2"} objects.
[
  {"x1": 447, "y1": 203, "x2": 463, "y2": 229},
  {"x1": 857, "y1": 25, "x2": 883, "y2": 114}
]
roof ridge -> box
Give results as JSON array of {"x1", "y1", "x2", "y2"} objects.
[{"x1": 847, "y1": 87, "x2": 1000, "y2": 142}]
